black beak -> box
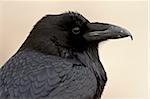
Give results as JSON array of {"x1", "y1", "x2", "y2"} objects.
[{"x1": 84, "y1": 22, "x2": 133, "y2": 42}]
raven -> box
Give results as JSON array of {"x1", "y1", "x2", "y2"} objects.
[{"x1": 0, "y1": 12, "x2": 132, "y2": 99}]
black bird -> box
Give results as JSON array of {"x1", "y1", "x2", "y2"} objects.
[{"x1": 0, "y1": 12, "x2": 132, "y2": 99}]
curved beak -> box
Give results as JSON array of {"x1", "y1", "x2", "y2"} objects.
[{"x1": 84, "y1": 22, "x2": 133, "y2": 42}]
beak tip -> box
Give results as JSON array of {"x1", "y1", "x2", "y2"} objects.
[
  {"x1": 120, "y1": 27, "x2": 133, "y2": 40},
  {"x1": 130, "y1": 35, "x2": 133, "y2": 40},
  {"x1": 125, "y1": 30, "x2": 133, "y2": 40}
]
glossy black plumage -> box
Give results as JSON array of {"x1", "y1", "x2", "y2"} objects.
[
  {"x1": 0, "y1": 49, "x2": 102, "y2": 99},
  {"x1": 0, "y1": 12, "x2": 131, "y2": 99}
]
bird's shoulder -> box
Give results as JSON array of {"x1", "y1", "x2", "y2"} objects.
[
  {"x1": 0, "y1": 49, "x2": 81, "y2": 86},
  {"x1": 0, "y1": 50, "x2": 97, "y2": 99}
]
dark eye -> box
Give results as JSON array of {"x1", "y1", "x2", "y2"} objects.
[{"x1": 72, "y1": 27, "x2": 80, "y2": 34}]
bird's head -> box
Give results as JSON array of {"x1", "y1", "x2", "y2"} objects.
[{"x1": 22, "y1": 12, "x2": 132, "y2": 54}]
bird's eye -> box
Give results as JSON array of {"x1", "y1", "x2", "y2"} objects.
[{"x1": 72, "y1": 27, "x2": 80, "y2": 34}]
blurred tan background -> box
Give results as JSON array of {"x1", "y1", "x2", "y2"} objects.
[{"x1": 0, "y1": 0, "x2": 148, "y2": 99}]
